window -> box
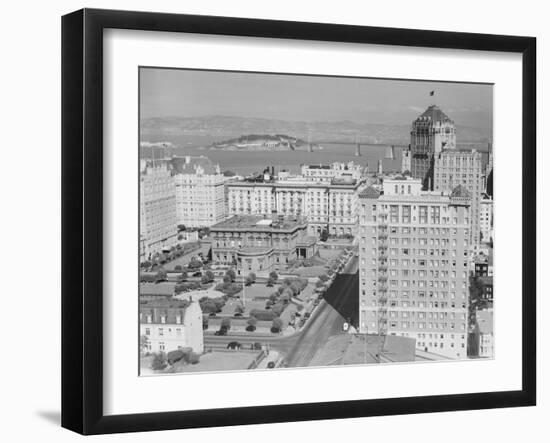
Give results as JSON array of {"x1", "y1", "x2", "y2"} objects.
[
  {"x1": 419, "y1": 206, "x2": 428, "y2": 224},
  {"x1": 402, "y1": 205, "x2": 411, "y2": 223},
  {"x1": 390, "y1": 205, "x2": 399, "y2": 223}
]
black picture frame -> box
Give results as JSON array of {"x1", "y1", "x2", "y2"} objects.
[{"x1": 61, "y1": 8, "x2": 536, "y2": 435}]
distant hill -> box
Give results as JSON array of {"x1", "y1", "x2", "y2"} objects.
[{"x1": 140, "y1": 115, "x2": 492, "y2": 147}]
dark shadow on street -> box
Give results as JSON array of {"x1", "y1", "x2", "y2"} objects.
[{"x1": 322, "y1": 271, "x2": 359, "y2": 328}]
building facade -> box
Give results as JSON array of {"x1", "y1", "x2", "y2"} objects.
[
  {"x1": 358, "y1": 177, "x2": 471, "y2": 359},
  {"x1": 410, "y1": 105, "x2": 456, "y2": 189},
  {"x1": 210, "y1": 215, "x2": 317, "y2": 274},
  {"x1": 476, "y1": 309, "x2": 494, "y2": 358},
  {"x1": 140, "y1": 160, "x2": 178, "y2": 261},
  {"x1": 480, "y1": 193, "x2": 494, "y2": 244},
  {"x1": 401, "y1": 148, "x2": 412, "y2": 173},
  {"x1": 434, "y1": 149, "x2": 483, "y2": 252},
  {"x1": 227, "y1": 179, "x2": 361, "y2": 237},
  {"x1": 172, "y1": 156, "x2": 227, "y2": 228},
  {"x1": 301, "y1": 161, "x2": 364, "y2": 182},
  {"x1": 140, "y1": 298, "x2": 204, "y2": 354}
]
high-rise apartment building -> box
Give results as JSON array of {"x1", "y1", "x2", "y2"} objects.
[
  {"x1": 410, "y1": 105, "x2": 456, "y2": 189},
  {"x1": 171, "y1": 156, "x2": 227, "y2": 228},
  {"x1": 140, "y1": 160, "x2": 178, "y2": 261},
  {"x1": 358, "y1": 177, "x2": 470, "y2": 359},
  {"x1": 434, "y1": 149, "x2": 483, "y2": 252}
]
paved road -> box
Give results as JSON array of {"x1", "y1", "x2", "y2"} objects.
[{"x1": 204, "y1": 255, "x2": 359, "y2": 368}]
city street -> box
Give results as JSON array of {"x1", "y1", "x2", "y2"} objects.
[{"x1": 203, "y1": 255, "x2": 359, "y2": 368}]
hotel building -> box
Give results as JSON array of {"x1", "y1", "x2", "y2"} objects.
[
  {"x1": 171, "y1": 156, "x2": 227, "y2": 228},
  {"x1": 227, "y1": 178, "x2": 361, "y2": 237},
  {"x1": 358, "y1": 177, "x2": 471, "y2": 359},
  {"x1": 434, "y1": 149, "x2": 483, "y2": 252},
  {"x1": 140, "y1": 160, "x2": 178, "y2": 261},
  {"x1": 410, "y1": 105, "x2": 456, "y2": 190},
  {"x1": 210, "y1": 215, "x2": 317, "y2": 274},
  {"x1": 140, "y1": 298, "x2": 204, "y2": 354}
]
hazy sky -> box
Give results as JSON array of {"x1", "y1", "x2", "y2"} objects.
[{"x1": 140, "y1": 68, "x2": 493, "y2": 130}]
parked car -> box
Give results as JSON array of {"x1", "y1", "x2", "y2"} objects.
[
  {"x1": 192, "y1": 271, "x2": 202, "y2": 277},
  {"x1": 267, "y1": 361, "x2": 276, "y2": 369},
  {"x1": 214, "y1": 329, "x2": 227, "y2": 336},
  {"x1": 253, "y1": 342, "x2": 262, "y2": 350}
]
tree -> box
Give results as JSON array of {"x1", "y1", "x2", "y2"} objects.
[
  {"x1": 151, "y1": 352, "x2": 167, "y2": 371},
  {"x1": 201, "y1": 270, "x2": 215, "y2": 284},
  {"x1": 177, "y1": 224, "x2": 186, "y2": 232},
  {"x1": 271, "y1": 317, "x2": 283, "y2": 333},
  {"x1": 245, "y1": 272, "x2": 256, "y2": 286},
  {"x1": 221, "y1": 317, "x2": 232, "y2": 331},
  {"x1": 316, "y1": 279, "x2": 325, "y2": 288},
  {"x1": 269, "y1": 271, "x2": 278, "y2": 281},
  {"x1": 296, "y1": 304, "x2": 304, "y2": 312},
  {"x1": 140, "y1": 335, "x2": 149, "y2": 355},
  {"x1": 269, "y1": 293, "x2": 278, "y2": 302},
  {"x1": 319, "y1": 273, "x2": 329, "y2": 282},
  {"x1": 155, "y1": 268, "x2": 167, "y2": 282},
  {"x1": 283, "y1": 277, "x2": 293, "y2": 287},
  {"x1": 174, "y1": 265, "x2": 182, "y2": 271},
  {"x1": 226, "y1": 268, "x2": 236, "y2": 282},
  {"x1": 246, "y1": 316, "x2": 257, "y2": 332},
  {"x1": 188, "y1": 258, "x2": 202, "y2": 269}
]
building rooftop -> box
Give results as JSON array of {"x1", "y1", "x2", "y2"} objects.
[
  {"x1": 227, "y1": 179, "x2": 359, "y2": 189},
  {"x1": 210, "y1": 215, "x2": 306, "y2": 232},
  {"x1": 416, "y1": 105, "x2": 453, "y2": 124},
  {"x1": 170, "y1": 155, "x2": 219, "y2": 175},
  {"x1": 359, "y1": 186, "x2": 381, "y2": 199}
]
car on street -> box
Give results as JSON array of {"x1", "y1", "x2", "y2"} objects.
[
  {"x1": 267, "y1": 361, "x2": 276, "y2": 369},
  {"x1": 214, "y1": 328, "x2": 227, "y2": 336}
]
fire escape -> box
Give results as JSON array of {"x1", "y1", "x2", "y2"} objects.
[{"x1": 376, "y1": 213, "x2": 389, "y2": 361}]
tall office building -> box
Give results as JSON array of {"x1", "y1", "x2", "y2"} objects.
[
  {"x1": 434, "y1": 149, "x2": 483, "y2": 252},
  {"x1": 140, "y1": 160, "x2": 178, "y2": 261},
  {"x1": 172, "y1": 156, "x2": 227, "y2": 228},
  {"x1": 410, "y1": 105, "x2": 456, "y2": 190},
  {"x1": 358, "y1": 177, "x2": 470, "y2": 359}
]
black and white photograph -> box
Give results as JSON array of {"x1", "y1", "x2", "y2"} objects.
[{"x1": 138, "y1": 68, "x2": 495, "y2": 375}]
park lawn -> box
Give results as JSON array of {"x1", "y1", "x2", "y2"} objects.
[
  {"x1": 319, "y1": 248, "x2": 345, "y2": 261},
  {"x1": 293, "y1": 265, "x2": 328, "y2": 278},
  {"x1": 218, "y1": 297, "x2": 268, "y2": 317},
  {"x1": 164, "y1": 244, "x2": 211, "y2": 271},
  {"x1": 171, "y1": 351, "x2": 259, "y2": 373},
  {"x1": 241, "y1": 283, "x2": 278, "y2": 300}
]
